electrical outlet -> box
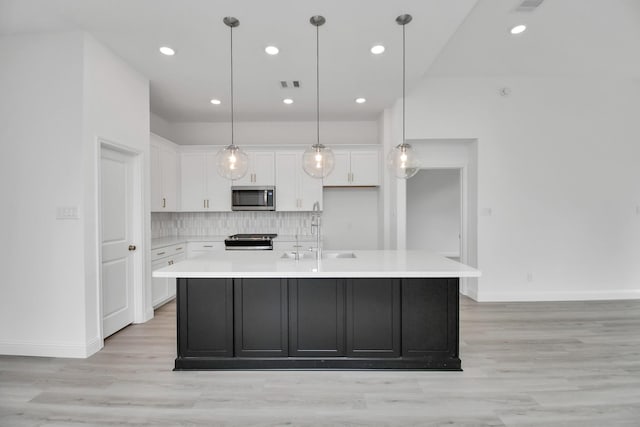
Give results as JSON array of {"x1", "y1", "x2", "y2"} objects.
[
  {"x1": 56, "y1": 206, "x2": 79, "y2": 220},
  {"x1": 636, "y1": 206, "x2": 640, "y2": 216},
  {"x1": 526, "y1": 272, "x2": 533, "y2": 282}
]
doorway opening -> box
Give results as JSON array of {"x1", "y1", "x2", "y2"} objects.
[
  {"x1": 396, "y1": 138, "x2": 478, "y2": 299},
  {"x1": 407, "y1": 168, "x2": 462, "y2": 261}
]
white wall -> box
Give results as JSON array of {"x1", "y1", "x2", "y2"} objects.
[
  {"x1": 0, "y1": 32, "x2": 150, "y2": 358},
  {"x1": 159, "y1": 120, "x2": 378, "y2": 146},
  {"x1": 322, "y1": 188, "x2": 380, "y2": 250},
  {"x1": 0, "y1": 32, "x2": 88, "y2": 357},
  {"x1": 407, "y1": 169, "x2": 460, "y2": 256},
  {"x1": 387, "y1": 76, "x2": 640, "y2": 302},
  {"x1": 150, "y1": 113, "x2": 174, "y2": 142},
  {"x1": 82, "y1": 34, "x2": 151, "y2": 347}
]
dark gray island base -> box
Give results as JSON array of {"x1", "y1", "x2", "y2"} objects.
[{"x1": 175, "y1": 277, "x2": 461, "y2": 370}]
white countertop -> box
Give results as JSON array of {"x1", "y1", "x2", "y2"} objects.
[{"x1": 152, "y1": 250, "x2": 481, "y2": 279}]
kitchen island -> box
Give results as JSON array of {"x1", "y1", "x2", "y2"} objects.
[{"x1": 153, "y1": 250, "x2": 480, "y2": 371}]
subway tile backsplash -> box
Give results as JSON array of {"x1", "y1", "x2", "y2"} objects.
[{"x1": 151, "y1": 211, "x2": 314, "y2": 239}]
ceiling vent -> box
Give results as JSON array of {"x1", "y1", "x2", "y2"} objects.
[
  {"x1": 280, "y1": 80, "x2": 301, "y2": 89},
  {"x1": 515, "y1": 0, "x2": 544, "y2": 12}
]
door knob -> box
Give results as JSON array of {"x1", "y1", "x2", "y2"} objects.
[{"x1": 128, "y1": 245, "x2": 136, "y2": 251}]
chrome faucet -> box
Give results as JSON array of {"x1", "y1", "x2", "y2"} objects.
[{"x1": 311, "y1": 201, "x2": 322, "y2": 261}]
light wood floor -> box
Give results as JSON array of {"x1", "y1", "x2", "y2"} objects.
[{"x1": 2, "y1": 297, "x2": 640, "y2": 426}]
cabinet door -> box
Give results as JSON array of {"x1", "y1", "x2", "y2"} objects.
[
  {"x1": 151, "y1": 258, "x2": 169, "y2": 307},
  {"x1": 150, "y1": 145, "x2": 163, "y2": 211},
  {"x1": 180, "y1": 153, "x2": 207, "y2": 211},
  {"x1": 299, "y1": 169, "x2": 323, "y2": 211},
  {"x1": 401, "y1": 278, "x2": 459, "y2": 359},
  {"x1": 350, "y1": 151, "x2": 380, "y2": 186},
  {"x1": 289, "y1": 278, "x2": 345, "y2": 357},
  {"x1": 205, "y1": 152, "x2": 231, "y2": 211},
  {"x1": 275, "y1": 152, "x2": 298, "y2": 211},
  {"x1": 323, "y1": 151, "x2": 350, "y2": 186},
  {"x1": 252, "y1": 151, "x2": 275, "y2": 185},
  {"x1": 232, "y1": 151, "x2": 275, "y2": 186},
  {"x1": 160, "y1": 148, "x2": 178, "y2": 210},
  {"x1": 346, "y1": 279, "x2": 400, "y2": 357},
  {"x1": 234, "y1": 279, "x2": 288, "y2": 357},
  {"x1": 177, "y1": 278, "x2": 234, "y2": 357}
]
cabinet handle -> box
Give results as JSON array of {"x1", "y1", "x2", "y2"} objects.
[
  {"x1": 204, "y1": 199, "x2": 207, "y2": 208},
  {"x1": 168, "y1": 260, "x2": 173, "y2": 265},
  {"x1": 156, "y1": 251, "x2": 165, "y2": 256},
  {"x1": 162, "y1": 198, "x2": 166, "y2": 208},
  {"x1": 175, "y1": 247, "x2": 183, "y2": 251},
  {"x1": 203, "y1": 245, "x2": 213, "y2": 248}
]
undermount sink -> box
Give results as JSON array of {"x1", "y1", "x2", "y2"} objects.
[{"x1": 280, "y1": 251, "x2": 356, "y2": 260}]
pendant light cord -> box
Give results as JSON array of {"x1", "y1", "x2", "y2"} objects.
[
  {"x1": 402, "y1": 22, "x2": 406, "y2": 146},
  {"x1": 230, "y1": 25, "x2": 235, "y2": 147},
  {"x1": 316, "y1": 23, "x2": 320, "y2": 147}
]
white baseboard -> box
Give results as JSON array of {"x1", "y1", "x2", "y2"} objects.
[
  {"x1": 85, "y1": 336, "x2": 103, "y2": 357},
  {"x1": 477, "y1": 289, "x2": 640, "y2": 302},
  {"x1": 0, "y1": 335, "x2": 103, "y2": 358}
]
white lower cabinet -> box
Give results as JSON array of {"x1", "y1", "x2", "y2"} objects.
[
  {"x1": 275, "y1": 152, "x2": 323, "y2": 211},
  {"x1": 151, "y1": 243, "x2": 185, "y2": 308}
]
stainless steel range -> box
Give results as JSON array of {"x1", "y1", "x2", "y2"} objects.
[{"x1": 224, "y1": 234, "x2": 277, "y2": 251}]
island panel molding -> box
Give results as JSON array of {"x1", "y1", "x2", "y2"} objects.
[{"x1": 174, "y1": 277, "x2": 461, "y2": 370}]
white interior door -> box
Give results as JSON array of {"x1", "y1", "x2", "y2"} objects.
[{"x1": 100, "y1": 147, "x2": 135, "y2": 338}]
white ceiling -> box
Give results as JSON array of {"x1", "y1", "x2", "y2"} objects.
[
  {"x1": 429, "y1": 0, "x2": 640, "y2": 77},
  {"x1": 0, "y1": 0, "x2": 477, "y2": 122},
  {"x1": 2, "y1": 0, "x2": 638, "y2": 123}
]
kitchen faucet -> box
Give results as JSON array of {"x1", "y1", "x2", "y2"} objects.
[{"x1": 311, "y1": 201, "x2": 322, "y2": 261}]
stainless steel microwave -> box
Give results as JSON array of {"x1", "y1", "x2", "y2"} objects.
[{"x1": 231, "y1": 186, "x2": 276, "y2": 211}]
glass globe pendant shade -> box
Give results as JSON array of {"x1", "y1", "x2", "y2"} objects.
[
  {"x1": 302, "y1": 144, "x2": 335, "y2": 179},
  {"x1": 387, "y1": 143, "x2": 420, "y2": 179},
  {"x1": 216, "y1": 144, "x2": 249, "y2": 180}
]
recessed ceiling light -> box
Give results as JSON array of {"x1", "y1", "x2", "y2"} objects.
[
  {"x1": 210, "y1": 99, "x2": 221, "y2": 105},
  {"x1": 283, "y1": 98, "x2": 294, "y2": 105},
  {"x1": 159, "y1": 46, "x2": 175, "y2": 56},
  {"x1": 265, "y1": 46, "x2": 279, "y2": 55},
  {"x1": 355, "y1": 98, "x2": 366, "y2": 104},
  {"x1": 510, "y1": 24, "x2": 527, "y2": 35},
  {"x1": 370, "y1": 45, "x2": 385, "y2": 55}
]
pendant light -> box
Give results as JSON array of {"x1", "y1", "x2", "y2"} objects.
[
  {"x1": 387, "y1": 14, "x2": 420, "y2": 179},
  {"x1": 302, "y1": 15, "x2": 335, "y2": 179},
  {"x1": 216, "y1": 16, "x2": 249, "y2": 180}
]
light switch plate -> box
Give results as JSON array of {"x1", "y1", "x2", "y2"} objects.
[{"x1": 57, "y1": 206, "x2": 79, "y2": 219}]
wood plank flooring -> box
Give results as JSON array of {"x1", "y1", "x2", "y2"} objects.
[{"x1": 1, "y1": 297, "x2": 640, "y2": 426}]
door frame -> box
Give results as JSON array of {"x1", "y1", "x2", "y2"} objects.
[
  {"x1": 402, "y1": 162, "x2": 470, "y2": 296},
  {"x1": 97, "y1": 138, "x2": 146, "y2": 342}
]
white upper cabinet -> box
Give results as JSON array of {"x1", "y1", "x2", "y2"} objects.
[
  {"x1": 275, "y1": 152, "x2": 322, "y2": 211},
  {"x1": 233, "y1": 151, "x2": 275, "y2": 186},
  {"x1": 323, "y1": 150, "x2": 380, "y2": 187},
  {"x1": 180, "y1": 151, "x2": 231, "y2": 211},
  {"x1": 349, "y1": 151, "x2": 380, "y2": 186},
  {"x1": 150, "y1": 133, "x2": 179, "y2": 212}
]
